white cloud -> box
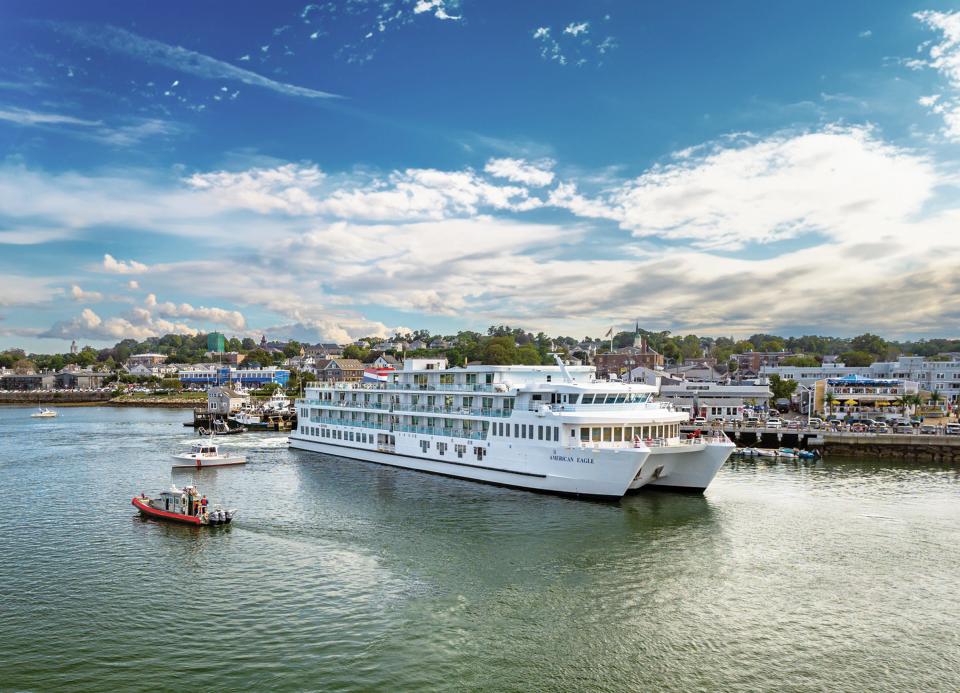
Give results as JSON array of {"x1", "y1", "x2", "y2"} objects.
[
  {"x1": 50, "y1": 22, "x2": 340, "y2": 100},
  {"x1": 0, "y1": 275, "x2": 59, "y2": 307},
  {"x1": 484, "y1": 157, "x2": 555, "y2": 187},
  {"x1": 145, "y1": 293, "x2": 246, "y2": 331},
  {"x1": 70, "y1": 285, "x2": 103, "y2": 303},
  {"x1": 41, "y1": 307, "x2": 197, "y2": 341},
  {"x1": 551, "y1": 126, "x2": 938, "y2": 249},
  {"x1": 0, "y1": 108, "x2": 101, "y2": 127},
  {"x1": 564, "y1": 22, "x2": 590, "y2": 37},
  {"x1": 102, "y1": 254, "x2": 148, "y2": 274},
  {"x1": 413, "y1": 0, "x2": 461, "y2": 21},
  {"x1": 127, "y1": 280, "x2": 139, "y2": 290},
  {"x1": 859, "y1": 29, "x2": 873, "y2": 39},
  {"x1": 913, "y1": 10, "x2": 960, "y2": 140},
  {"x1": 185, "y1": 164, "x2": 326, "y2": 215}
]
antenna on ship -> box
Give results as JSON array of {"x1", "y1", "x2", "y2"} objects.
[{"x1": 551, "y1": 352, "x2": 574, "y2": 383}]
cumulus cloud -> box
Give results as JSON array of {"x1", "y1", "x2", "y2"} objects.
[
  {"x1": 70, "y1": 285, "x2": 103, "y2": 302},
  {"x1": 102, "y1": 254, "x2": 148, "y2": 274},
  {"x1": 484, "y1": 157, "x2": 555, "y2": 187},
  {"x1": 40, "y1": 307, "x2": 197, "y2": 341},
  {"x1": 127, "y1": 280, "x2": 139, "y2": 290},
  {"x1": 185, "y1": 164, "x2": 326, "y2": 215},
  {"x1": 551, "y1": 126, "x2": 937, "y2": 249},
  {"x1": 145, "y1": 293, "x2": 246, "y2": 331}
]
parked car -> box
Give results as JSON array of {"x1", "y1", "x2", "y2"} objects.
[
  {"x1": 745, "y1": 417, "x2": 760, "y2": 427},
  {"x1": 786, "y1": 420, "x2": 801, "y2": 430},
  {"x1": 692, "y1": 417, "x2": 707, "y2": 426},
  {"x1": 894, "y1": 424, "x2": 914, "y2": 434},
  {"x1": 766, "y1": 418, "x2": 782, "y2": 429},
  {"x1": 871, "y1": 422, "x2": 889, "y2": 433},
  {"x1": 946, "y1": 424, "x2": 960, "y2": 435},
  {"x1": 920, "y1": 425, "x2": 938, "y2": 435},
  {"x1": 807, "y1": 418, "x2": 823, "y2": 429}
]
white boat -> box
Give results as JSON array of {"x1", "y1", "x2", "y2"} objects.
[
  {"x1": 30, "y1": 407, "x2": 57, "y2": 418},
  {"x1": 755, "y1": 448, "x2": 779, "y2": 457},
  {"x1": 172, "y1": 441, "x2": 246, "y2": 469},
  {"x1": 263, "y1": 391, "x2": 291, "y2": 413},
  {"x1": 289, "y1": 356, "x2": 734, "y2": 498},
  {"x1": 229, "y1": 410, "x2": 263, "y2": 426}
]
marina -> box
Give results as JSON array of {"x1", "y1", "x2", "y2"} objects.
[{"x1": 1, "y1": 405, "x2": 958, "y2": 691}]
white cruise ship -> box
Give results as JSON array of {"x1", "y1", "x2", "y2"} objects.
[{"x1": 289, "y1": 358, "x2": 734, "y2": 498}]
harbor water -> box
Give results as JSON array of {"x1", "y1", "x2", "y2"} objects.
[{"x1": 1, "y1": 406, "x2": 959, "y2": 692}]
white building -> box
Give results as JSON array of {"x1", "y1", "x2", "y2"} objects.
[
  {"x1": 763, "y1": 355, "x2": 960, "y2": 401},
  {"x1": 658, "y1": 381, "x2": 773, "y2": 421}
]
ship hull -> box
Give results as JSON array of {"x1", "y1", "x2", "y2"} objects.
[{"x1": 288, "y1": 435, "x2": 646, "y2": 498}]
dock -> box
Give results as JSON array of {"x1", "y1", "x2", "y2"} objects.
[{"x1": 682, "y1": 423, "x2": 960, "y2": 462}]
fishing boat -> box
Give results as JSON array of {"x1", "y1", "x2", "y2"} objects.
[
  {"x1": 172, "y1": 440, "x2": 246, "y2": 469},
  {"x1": 132, "y1": 485, "x2": 236, "y2": 525},
  {"x1": 30, "y1": 407, "x2": 58, "y2": 418}
]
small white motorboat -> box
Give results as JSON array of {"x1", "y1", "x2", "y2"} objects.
[
  {"x1": 30, "y1": 407, "x2": 58, "y2": 418},
  {"x1": 756, "y1": 448, "x2": 779, "y2": 458},
  {"x1": 172, "y1": 441, "x2": 246, "y2": 469}
]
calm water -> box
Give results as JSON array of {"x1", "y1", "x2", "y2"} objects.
[{"x1": 1, "y1": 406, "x2": 959, "y2": 692}]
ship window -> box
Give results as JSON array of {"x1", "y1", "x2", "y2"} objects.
[
  {"x1": 591, "y1": 427, "x2": 601, "y2": 442},
  {"x1": 615, "y1": 393, "x2": 627, "y2": 404},
  {"x1": 614, "y1": 428, "x2": 623, "y2": 442},
  {"x1": 603, "y1": 427, "x2": 612, "y2": 442},
  {"x1": 476, "y1": 447, "x2": 485, "y2": 460},
  {"x1": 537, "y1": 425, "x2": 543, "y2": 440},
  {"x1": 438, "y1": 442, "x2": 447, "y2": 455},
  {"x1": 582, "y1": 394, "x2": 594, "y2": 404},
  {"x1": 553, "y1": 426, "x2": 559, "y2": 442},
  {"x1": 580, "y1": 428, "x2": 588, "y2": 442},
  {"x1": 624, "y1": 426, "x2": 633, "y2": 440},
  {"x1": 420, "y1": 440, "x2": 429, "y2": 453}
]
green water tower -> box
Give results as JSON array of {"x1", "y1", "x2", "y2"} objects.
[{"x1": 207, "y1": 332, "x2": 225, "y2": 353}]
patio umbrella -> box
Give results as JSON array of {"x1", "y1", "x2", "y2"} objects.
[
  {"x1": 844, "y1": 399, "x2": 858, "y2": 405},
  {"x1": 875, "y1": 400, "x2": 890, "y2": 407}
]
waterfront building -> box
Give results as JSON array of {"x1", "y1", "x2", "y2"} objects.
[
  {"x1": 0, "y1": 373, "x2": 56, "y2": 390},
  {"x1": 813, "y1": 374, "x2": 920, "y2": 418},
  {"x1": 764, "y1": 355, "x2": 960, "y2": 402},
  {"x1": 628, "y1": 366, "x2": 683, "y2": 388},
  {"x1": 317, "y1": 358, "x2": 365, "y2": 382},
  {"x1": 289, "y1": 358, "x2": 733, "y2": 497},
  {"x1": 658, "y1": 381, "x2": 773, "y2": 421},
  {"x1": 207, "y1": 386, "x2": 250, "y2": 415},
  {"x1": 178, "y1": 366, "x2": 290, "y2": 387},
  {"x1": 365, "y1": 353, "x2": 401, "y2": 369},
  {"x1": 55, "y1": 369, "x2": 107, "y2": 389},
  {"x1": 595, "y1": 331, "x2": 664, "y2": 379},
  {"x1": 735, "y1": 350, "x2": 792, "y2": 376},
  {"x1": 428, "y1": 338, "x2": 450, "y2": 349},
  {"x1": 305, "y1": 343, "x2": 343, "y2": 358},
  {"x1": 126, "y1": 353, "x2": 168, "y2": 367}
]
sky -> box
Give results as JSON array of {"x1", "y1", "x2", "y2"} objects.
[{"x1": 2, "y1": 0, "x2": 960, "y2": 353}]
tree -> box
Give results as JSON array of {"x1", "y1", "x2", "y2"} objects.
[
  {"x1": 824, "y1": 391, "x2": 836, "y2": 415},
  {"x1": 850, "y1": 333, "x2": 888, "y2": 358},
  {"x1": 13, "y1": 358, "x2": 35, "y2": 374},
  {"x1": 781, "y1": 355, "x2": 819, "y2": 367},
  {"x1": 838, "y1": 350, "x2": 875, "y2": 367},
  {"x1": 282, "y1": 341, "x2": 303, "y2": 358},
  {"x1": 768, "y1": 374, "x2": 798, "y2": 402},
  {"x1": 342, "y1": 344, "x2": 369, "y2": 361}
]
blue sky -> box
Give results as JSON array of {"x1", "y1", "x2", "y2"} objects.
[{"x1": 2, "y1": 0, "x2": 960, "y2": 353}]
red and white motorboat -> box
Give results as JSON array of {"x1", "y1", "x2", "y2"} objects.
[
  {"x1": 172, "y1": 441, "x2": 246, "y2": 469},
  {"x1": 132, "y1": 485, "x2": 237, "y2": 526}
]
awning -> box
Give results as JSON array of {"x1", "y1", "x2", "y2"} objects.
[
  {"x1": 844, "y1": 399, "x2": 858, "y2": 405},
  {"x1": 875, "y1": 400, "x2": 891, "y2": 407}
]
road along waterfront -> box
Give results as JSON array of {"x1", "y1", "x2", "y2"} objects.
[{"x1": 1, "y1": 406, "x2": 959, "y2": 691}]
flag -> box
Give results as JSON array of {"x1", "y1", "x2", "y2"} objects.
[{"x1": 604, "y1": 327, "x2": 613, "y2": 338}]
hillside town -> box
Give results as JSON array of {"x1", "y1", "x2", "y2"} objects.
[{"x1": 2, "y1": 325, "x2": 958, "y2": 425}]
